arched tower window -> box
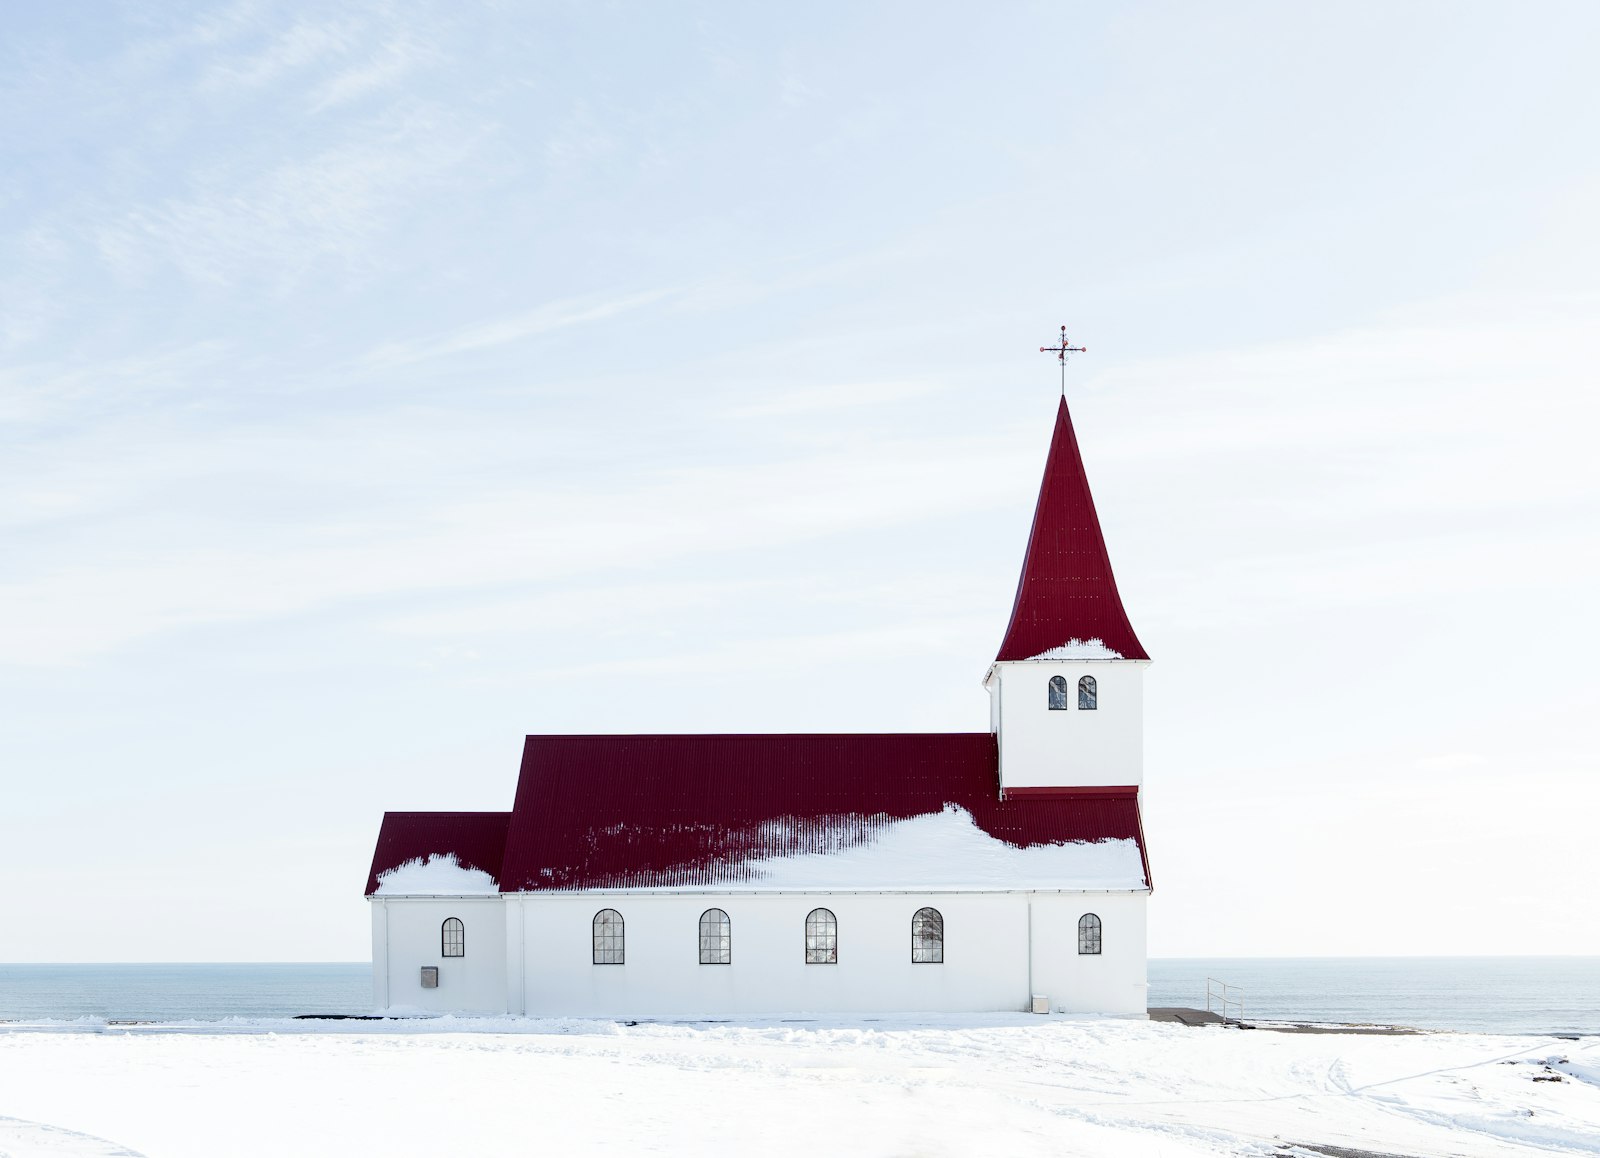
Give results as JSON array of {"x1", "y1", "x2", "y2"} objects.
[
  {"x1": 911, "y1": 907, "x2": 944, "y2": 963},
  {"x1": 699, "y1": 908, "x2": 731, "y2": 965},
  {"x1": 805, "y1": 907, "x2": 837, "y2": 964},
  {"x1": 1078, "y1": 913, "x2": 1102, "y2": 955},
  {"x1": 441, "y1": 917, "x2": 464, "y2": 958},
  {"x1": 592, "y1": 909, "x2": 625, "y2": 965},
  {"x1": 1048, "y1": 675, "x2": 1069, "y2": 710},
  {"x1": 1078, "y1": 675, "x2": 1097, "y2": 711}
]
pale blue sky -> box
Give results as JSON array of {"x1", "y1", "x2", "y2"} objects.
[{"x1": 3, "y1": 2, "x2": 1597, "y2": 962}]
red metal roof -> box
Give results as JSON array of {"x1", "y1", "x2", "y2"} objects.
[
  {"x1": 995, "y1": 397, "x2": 1149, "y2": 662},
  {"x1": 496, "y1": 733, "x2": 1146, "y2": 891},
  {"x1": 364, "y1": 811, "x2": 511, "y2": 896}
]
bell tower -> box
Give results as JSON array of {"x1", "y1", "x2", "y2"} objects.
[{"x1": 984, "y1": 395, "x2": 1150, "y2": 795}]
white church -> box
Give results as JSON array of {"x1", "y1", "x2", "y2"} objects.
[{"x1": 365, "y1": 392, "x2": 1155, "y2": 1018}]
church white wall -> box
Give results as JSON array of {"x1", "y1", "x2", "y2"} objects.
[
  {"x1": 509, "y1": 890, "x2": 1147, "y2": 1018},
  {"x1": 371, "y1": 897, "x2": 507, "y2": 1014},
  {"x1": 990, "y1": 660, "x2": 1146, "y2": 790},
  {"x1": 1028, "y1": 892, "x2": 1147, "y2": 1015}
]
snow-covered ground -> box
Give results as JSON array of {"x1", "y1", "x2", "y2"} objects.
[{"x1": 0, "y1": 1016, "x2": 1595, "y2": 1157}]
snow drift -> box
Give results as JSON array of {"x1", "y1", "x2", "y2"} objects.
[
  {"x1": 375, "y1": 853, "x2": 499, "y2": 896},
  {"x1": 718, "y1": 805, "x2": 1145, "y2": 891}
]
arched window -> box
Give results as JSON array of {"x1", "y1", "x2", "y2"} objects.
[
  {"x1": 441, "y1": 917, "x2": 464, "y2": 958},
  {"x1": 1078, "y1": 675, "x2": 1097, "y2": 711},
  {"x1": 804, "y1": 907, "x2": 837, "y2": 964},
  {"x1": 593, "y1": 909, "x2": 625, "y2": 965},
  {"x1": 699, "y1": 908, "x2": 731, "y2": 965},
  {"x1": 1048, "y1": 675, "x2": 1069, "y2": 710},
  {"x1": 1078, "y1": 913, "x2": 1102, "y2": 955},
  {"x1": 911, "y1": 907, "x2": 944, "y2": 963}
]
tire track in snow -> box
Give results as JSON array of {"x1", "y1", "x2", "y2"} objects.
[
  {"x1": 959, "y1": 1038, "x2": 1575, "y2": 1156},
  {"x1": 1336, "y1": 1043, "x2": 1600, "y2": 1158},
  {"x1": 0, "y1": 1114, "x2": 147, "y2": 1158}
]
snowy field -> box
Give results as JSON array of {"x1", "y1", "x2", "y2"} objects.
[{"x1": 0, "y1": 1017, "x2": 1596, "y2": 1157}]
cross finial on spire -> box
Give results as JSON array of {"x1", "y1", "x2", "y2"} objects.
[{"x1": 1039, "y1": 325, "x2": 1087, "y2": 396}]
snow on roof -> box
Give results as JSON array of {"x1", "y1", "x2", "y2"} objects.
[
  {"x1": 375, "y1": 853, "x2": 500, "y2": 896},
  {"x1": 364, "y1": 812, "x2": 509, "y2": 896},
  {"x1": 1027, "y1": 638, "x2": 1124, "y2": 661},
  {"x1": 496, "y1": 733, "x2": 1150, "y2": 892},
  {"x1": 995, "y1": 397, "x2": 1149, "y2": 663},
  {"x1": 731, "y1": 805, "x2": 1143, "y2": 891}
]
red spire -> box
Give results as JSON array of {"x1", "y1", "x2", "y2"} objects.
[{"x1": 995, "y1": 397, "x2": 1148, "y2": 662}]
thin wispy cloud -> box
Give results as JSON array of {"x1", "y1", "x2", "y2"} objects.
[
  {"x1": 0, "y1": 340, "x2": 231, "y2": 426},
  {"x1": 360, "y1": 286, "x2": 685, "y2": 370},
  {"x1": 91, "y1": 108, "x2": 485, "y2": 287},
  {"x1": 310, "y1": 36, "x2": 435, "y2": 110},
  {"x1": 564, "y1": 620, "x2": 985, "y2": 680},
  {"x1": 725, "y1": 379, "x2": 938, "y2": 418},
  {"x1": 0, "y1": 419, "x2": 1030, "y2": 665},
  {"x1": 198, "y1": 16, "x2": 360, "y2": 92}
]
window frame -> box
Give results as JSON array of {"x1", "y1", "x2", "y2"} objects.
[
  {"x1": 804, "y1": 907, "x2": 838, "y2": 965},
  {"x1": 441, "y1": 917, "x2": 465, "y2": 958},
  {"x1": 592, "y1": 908, "x2": 625, "y2": 965},
  {"x1": 1078, "y1": 674, "x2": 1098, "y2": 711},
  {"x1": 1078, "y1": 912, "x2": 1102, "y2": 955},
  {"x1": 698, "y1": 907, "x2": 731, "y2": 965},
  {"x1": 911, "y1": 906, "x2": 944, "y2": 964},
  {"x1": 1048, "y1": 674, "x2": 1069, "y2": 710}
]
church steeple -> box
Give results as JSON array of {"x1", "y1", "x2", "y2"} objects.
[
  {"x1": 984, "y1": 395, "x2": 1149, "y2": 793},
  {"x1": 995, "y1": 397, "x2": 1148, "y2": 662}
]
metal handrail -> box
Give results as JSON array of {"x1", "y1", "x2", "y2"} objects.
[{"x1": 1205, "y1": 977, "x2": 1244, "y2": 1022}]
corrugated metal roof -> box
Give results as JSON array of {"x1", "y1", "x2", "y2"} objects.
[
  {"x1": 995, "y1": 397, "x2": 1149, "y2": 662},
  {"x1": 364, "y1": 811, "x2": 511, "y2": 895},
  {"x1": 496, "y1": 733, "x2": 1146, "y2": 891}
]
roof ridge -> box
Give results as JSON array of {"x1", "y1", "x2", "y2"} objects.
[{"x1": 519, "y1": 731, "x2": 996, "y2": 741}]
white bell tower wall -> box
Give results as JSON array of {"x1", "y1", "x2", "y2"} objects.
[{"x1": 985, "y1": 659, "x2": 1147, "y2": 792}]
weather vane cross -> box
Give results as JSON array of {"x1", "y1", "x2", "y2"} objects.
[{"x1": 1040, "y1": 325, "x2": 1087, "y2": 395}]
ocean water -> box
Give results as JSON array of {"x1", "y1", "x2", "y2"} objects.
[
  {"x1": 0, "y1": 963, "x2": 371, "y2": 1022},
  {"x1": 0, "y1": 958, "x2": 1594, "y2": 1033},
  {"x1": 1148, "y1": 957, "x2": 1600, "y2": 1036}
]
